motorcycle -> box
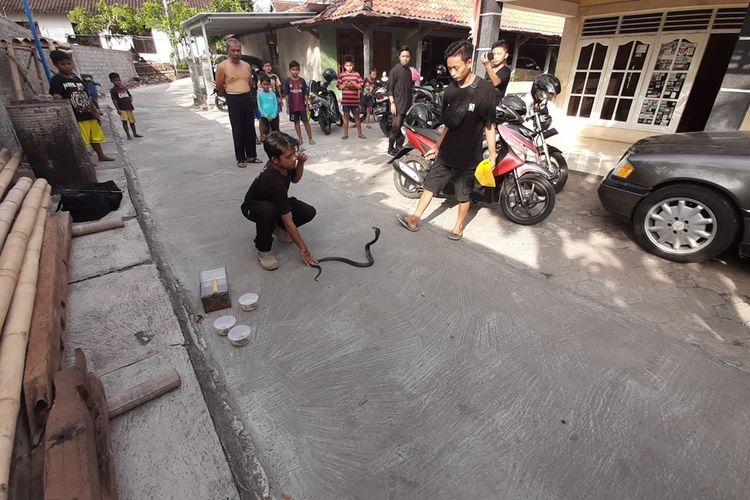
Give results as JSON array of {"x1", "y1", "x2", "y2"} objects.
[
  {"x1": 389, "y1": 98, "x2": 556, "y2": 225},
  {"x1": 482, "y1": 75, "x2": 568, "y2": 193},
  {"x1": 213, "y1": 87, "x2": 227, "y2": 112},
  {"x1": 372, "y1": 73, "x2": 391, "y2": 137},
  {"x1": 309, "y1": 68, "x2": 343, "y2": 135}
]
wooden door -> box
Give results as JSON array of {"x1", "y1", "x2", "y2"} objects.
[
  {"x1": 373, "y1": 31, "x2": 392, "y2": 77},
  {"x1": 336, "y1": 29, "x2": 364, "y2": 74}
]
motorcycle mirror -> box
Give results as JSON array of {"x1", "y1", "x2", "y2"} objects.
[{"x1": 420, "y1": 76, "x2": 424, "y2": 81}]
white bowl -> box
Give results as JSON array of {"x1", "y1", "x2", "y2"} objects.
[
  {"x1": 228, "y1": 324, "x2": 251, "y2": 346},
  {"x1": 239, "y1": 293, "x2": 259, "y2": 312},
  {"x1": 213, "y1": 315, "x2": 236, "y2": 336}
]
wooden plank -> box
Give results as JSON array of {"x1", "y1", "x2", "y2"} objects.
[
  {"x1": 72, "y1": 349, "x2": 117, "y2": 500},
  {"x1": 7, "y1": 404, "x2": 31, "y2": 500},
  {"x1": 23, "y1": 214, "x2": 72, "y2": 446},
  {"x1": 71, "y1": 218, "x2": 124, "y2": 238},
  {"x1": 43, "y1": 368, "x2": 101, "y2": 500},
  {"x1": 107, "y1": 368, "x2": 181, "y2": 419}
]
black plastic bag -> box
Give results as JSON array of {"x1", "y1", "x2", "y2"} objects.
[{"x1": 57, "y1": 180, "x2": 123, "y2": 222}]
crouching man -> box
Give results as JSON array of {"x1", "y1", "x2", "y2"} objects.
[{"x1": 241, "y1": 132, "x2": 318, "y2": 270}]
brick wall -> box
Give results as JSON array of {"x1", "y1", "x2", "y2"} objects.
[{"x1": 70, "y1": 45, "x2": 137, "y2": 90}]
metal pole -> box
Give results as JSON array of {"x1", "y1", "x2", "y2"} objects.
[{"x1": 21, "y1": 0, "x2": 52, "y2": 82}]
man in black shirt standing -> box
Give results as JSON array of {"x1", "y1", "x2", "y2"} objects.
[
  {"x1": 387, "y1": 46, "x2": 414, "y2": 156},
  {"x1": 397, "y1": 40, "x2": 497, "y2": 241},
  {"x1": 481, "y1": 40, "x2": 512, "y2": 102}
]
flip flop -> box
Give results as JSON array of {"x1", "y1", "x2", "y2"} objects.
[
  {"x1": 447, "y1": 231, "x2": 463, "y2": 241},
  {"x1": 341, "y1": 136, "x2": 348, "y2": 140},
  {"x1": 237, "y1": 162, "x2": 247, "y2": 168},
  {"x1": 359, "y1": 134, "x2": 366, "y2": 139},
  {"x1": 246, "y1": 157, "x2": 263, "y2": 164},
  {"x1": 396, "y1": 213, "x2": 419, "y2": 232}
]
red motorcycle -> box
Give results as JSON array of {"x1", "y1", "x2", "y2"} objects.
[{"x1": 389, "y1": 96, "x2": 556, "y2": 225}]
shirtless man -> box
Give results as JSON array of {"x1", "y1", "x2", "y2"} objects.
[{"x1": 216, "y1": 39, "x2": 260, "y2": 167}]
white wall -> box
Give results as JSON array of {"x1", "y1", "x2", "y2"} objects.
[
  {"x1": 4, "y1": 13, "x2": 73, "y2": 42},
  {"x1": 240, "y1": 27, "x2": 320, "y2": 82}
]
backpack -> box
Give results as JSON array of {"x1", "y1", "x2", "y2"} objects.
[{"x1": 57, "y1": 180, "x2": 123, "y2": 222}]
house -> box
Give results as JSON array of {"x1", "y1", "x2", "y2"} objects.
[
  {"x1": 0, "y1": 0, "x2": 207, "y2": 63},
  {"x1": 182, "y1": 0, "x2": 564, "y2": 91},
  {"x1": 475, "y1": 0, "x2": 750, "y2": 142}
]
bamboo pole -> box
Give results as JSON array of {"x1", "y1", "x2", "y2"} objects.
[
  {"x1": 0, "y1": 179, "x2": 47, "y2": 332},
  {"x1": 0, "y1": 178, "x2": 33, "y2": 249},
  {"x1": 0, "y1": 152, "x2": 22, "y2": 202},
  {"x1": 0, "y1": 187, "x2": 49, "y2": 499},
  {"x1": 72, "y1": 218, "x2": 125, "y2": 238}
]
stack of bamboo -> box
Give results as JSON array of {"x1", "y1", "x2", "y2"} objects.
[{"x1": 0, "y1": 148, "x2": 116, "y2": 500}]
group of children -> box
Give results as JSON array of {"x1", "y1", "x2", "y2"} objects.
[
  {"x1": 255, "y1": 57, "x2": 379, "y2": 146},
  {"x1": 48, "y1": 49, "x2": 143, "y2": 161}
]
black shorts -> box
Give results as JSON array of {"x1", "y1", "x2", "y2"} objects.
[
  {"x1": 342, "y1": 105, "x2": 360, "y2": 114},
  {"x1": 423, "y1": 160, "x2": 475, "y2": 203},
  {"x1": 361, "y1": 95, "x2": 374, "y2": 108}
]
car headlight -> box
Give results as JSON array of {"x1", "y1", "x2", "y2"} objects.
[{"x1": 612, "y1": 159, "x2": 634, "y2": 179}]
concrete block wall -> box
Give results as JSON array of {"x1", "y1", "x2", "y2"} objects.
[
  {"x1": 0, "y1": 15, "x2": 33, "y2": 149},
  {"x1": 71, "y1": 45, "x2": 137, "y2": 89}
]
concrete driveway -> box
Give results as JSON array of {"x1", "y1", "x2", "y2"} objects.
[{"x1": 117, "y1": 79, "x2": 750, "y2": 499}]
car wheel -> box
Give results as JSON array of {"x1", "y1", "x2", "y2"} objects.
[{"x1": 632, "y1": 184, "x2": 739, "y2": 263}]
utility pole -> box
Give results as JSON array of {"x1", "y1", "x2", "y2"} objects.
[{"x1": 473, "y1": 0, "x2": 502, "y2": 78}]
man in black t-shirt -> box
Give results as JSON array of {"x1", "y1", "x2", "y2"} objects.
[
  {"x1": 481, "y1": 40, "x2": 512, "y2": 102},
  {"x1": 397, "y1": 40, "x2": 497, "y2": 241},
  {"x1": 241, "y1": 132, "x2": 317, "y2": 271}
]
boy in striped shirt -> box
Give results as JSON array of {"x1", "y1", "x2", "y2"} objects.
[{"x1": 336, "y1": 55, "x2": 366, "y2": 140}]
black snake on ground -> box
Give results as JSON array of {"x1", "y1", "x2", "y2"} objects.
[{"x1": 310, "y1": 226, "x2": 381, "y2": 281}]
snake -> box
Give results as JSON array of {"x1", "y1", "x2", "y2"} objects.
[{"x1": 310, "y1": 227, "x2": 381, "y2": 281}]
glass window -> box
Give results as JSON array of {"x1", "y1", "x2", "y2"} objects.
[
  {"x1": 600, "y1": 39, "x2": 650, "y2": 122},
  {"x1": 567, "y1": 42, "x2": 609, "y2": 117}
]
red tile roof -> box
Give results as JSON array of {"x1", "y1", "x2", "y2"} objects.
[
  {"x1": 0, "y1": 0, "x2": 208, "y2": 14},
  {"x1": 310, "y1": 0, "x2": 471, "y2": 27},
  {"x1": 501, "y1": 7, "x2": 563, "y2": 36}
]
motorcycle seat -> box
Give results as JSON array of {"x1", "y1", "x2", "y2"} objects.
[{"x1": 412, "y1": 126, "x2": 442, "y2": 142}]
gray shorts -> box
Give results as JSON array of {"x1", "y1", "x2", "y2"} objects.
[{"x1": 423, "y1": 160, "x2": 475, "y2": 202}]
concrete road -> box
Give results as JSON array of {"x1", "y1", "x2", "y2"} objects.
[{"x1": 117, "y1": 79, "x2": 750, "y2": 499}]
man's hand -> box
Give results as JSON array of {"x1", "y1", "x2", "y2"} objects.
[
  {"x1": 296, "y1": 151, "x2": 308, "y2": 165},
  {"x1": 480, "y1": 53, "x2": 492, "y2": 67},
  {"x1": 424, "y1": 147, "x2": 438, "y2": 161},
  {"x1": 390, "y1": 102, "x2": 396, "y2": 115},
  {"x1": 300, "y1": 247, "x2": 317, "y2": 266}
]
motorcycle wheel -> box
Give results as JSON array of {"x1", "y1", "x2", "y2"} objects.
[
  {"x1": 335, "y1": 112, "x2": 343, "y2": 127},
  {"x1": 549, "y1": 151, "x2": 569, "y2": 193},
  {"x1": 392, "y1": 154, "x2": 428, "y2": 199},
  {"x1": 500, "y1": 174, "x2": 555, "y2": 225},
  {"x1": 215, "y1": 95, "x2": 228, "y2": 112},
  {"x1": 319, "y1": 112, "x2": 331, "y2": 135}
]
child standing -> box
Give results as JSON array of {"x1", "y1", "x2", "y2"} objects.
[
  {"x1": 257, "y1": 75, "x2": 280, "y2": 142},
  {"x1": 336, "y1": 55, "x2": 365, "y2": 140},
  {"x1": 361, "y1": 69, "x2": 377, "y2": 129},
  {"x1": 241, "y1": 132, "x2": 317, "y2": 271},
  {"x1": 262, "y1": 60, "x2": 283, "y2": 111},
  {"x1": 49, "y1": 50, "x2": 114, "y2": 161},
  {"x1": 282, "y1": 60, "x2": 315, "y2": 145},
  {"x1": 109, "y1": 72, "x2": 142, "y2": 140}
]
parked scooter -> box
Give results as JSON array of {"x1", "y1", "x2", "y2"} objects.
[
  {"x1": 389, "y1": 96, "x2": 557, "y2": 225},
  {"x1": 309, "y1": 68, "x2": 344, "y2": 135},
  {"x1": 372, "y1": 72, "x2": 391, "y2": 136},
  {"x1": 481, "y1": 75, "x2": 568, "y2": 192}
]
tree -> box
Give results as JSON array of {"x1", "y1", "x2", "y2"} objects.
[
  {"x1": 140, "y1": 0, "x2": 198, "y2": 62},
  {"x1": 209, "y1": 0, "x2": 253, "y2": 12},
  {"x1": 69, "y1": 0, "x2": 145, "y2": 40}
]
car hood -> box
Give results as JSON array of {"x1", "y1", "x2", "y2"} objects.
[{"x1": 628, "y1": 131, "x2": 750, "y2": 157}]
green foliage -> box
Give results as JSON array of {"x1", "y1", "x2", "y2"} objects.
[
  {"x1": 209, "y1": 0, "x2": 253, "y2": 12},
  {"x1": 140, "y1": 0, "x2": 198, "y2": 49},
  {"x1": 68, "y1": 0, "x2": 145, "y2": 36}
]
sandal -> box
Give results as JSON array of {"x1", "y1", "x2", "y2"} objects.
[
  {"x1": 237, "y1": 162, "x2": 247, "y2": 168},
  {"x1": 447, "y1": 231, "x2": 463, "y2": 241},
  {"x1": 396, "y1": 213, "x2": 419, "y2": 232},
  {"x1": 358, "y1": 134, "x2": 366, "y2": 139},
  {"x1": 246, "y1": 157, "x2": 263, "y2": 164},
  {"x1": 341, "y1": 135, "x2": 348, "y2": 140}
]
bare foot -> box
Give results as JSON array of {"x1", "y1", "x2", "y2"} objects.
[
  {"x1": 127, "y1": 136, "x2": 132, "y2": 140},
  {"x1": 308, "y1": 139, "x2": 316, "y2": 145},
  {"x1": 341, "y1": 135, "x2": 348, "y2": 140},
  {"x1": 133, "y1": 133, "x2": 143, "y2": 137},
  {"x1": 358, "y1": 134, "x2": 366, "y2": 139},
  {"x1": 366, "y1": 123, "x2": 371, "y2": 128},
  {"x1": 98, "y1": 156, "x2": 115, "y2": 162}
]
